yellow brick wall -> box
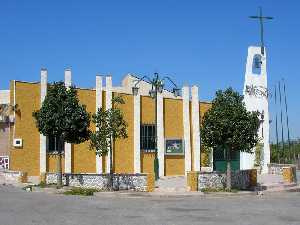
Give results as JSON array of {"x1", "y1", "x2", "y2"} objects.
[
  {"x1": 199, "y1": 102, "x2": 211, "y2": 119},
  {"x1": 164, "y1": 98, "x2": 184, "y2": 176},
  {"x1": 102, "y1": 91, "x2": 107, "y2": 172},
  {"x1": 9, "y1": 81, "x2": 40, "y2": 176},
  {"x1": 199, "y1": 102, "x2": 212, "y2": 167},
  {"x1": 140, "y1": 96, "x2": 155, "y2": 174},
  {"x1": 190, "y1": 102, "x2": 194, "y2": 171},
  {"x1": 141, "y1": 153, "x2": 155, "y2": 174},
  {"x1": 72, "y1": 88, "x2": 96, "y2": 173},
  {"x1": 113, "y1": 93, "x2": 134, "y2": 173},
  {"x1": 47, "y1": 155, "x2": 65, "y2": 173}
]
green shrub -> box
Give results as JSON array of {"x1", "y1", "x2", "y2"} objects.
[
  {"x1": 254, "y1": 143, "x2": 263, "y2": 167},
  {"x1": 201, "y1": 187, "x2": 238, "y2": 193},
  {"x1": 38, "y1": 181, "x2": 47, "y2": 188},
  {"x1": 63, "y1": 187, "x2": 100, "y2": 196}
]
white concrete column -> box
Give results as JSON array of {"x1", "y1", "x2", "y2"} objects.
[
  {"x1": 133, "y1": 92, "x2": 141, "y2": 173},
  {"x1": 191, "y1": 86, "x2": 201, "y2": 171},
  {"x1": 157, "y1": 92, "x2": 165, "y2": 177},
  {"x1": 39, "y1": 69, "x2": 47, "y2": 174},
  {"x1": 105, "y1": 76, "x2": 112, "y2": 173},
  {"x1": 96, "y1": 75, "x2": 103, "y2": 174},
  {"x1": 182, "y1": 86, "x2": 191, "y2": 174},
  {"x1": 262, "y1": 109, "x2": 270, "y2": 173},
  {"x1": 64, "y1": 69, "x2": 72, "y2": 173}
]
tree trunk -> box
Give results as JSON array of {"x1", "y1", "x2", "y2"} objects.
[
  {"x1": 226, "y1": 160, "x2": 231, "y2": 190},
  {"x1": 109, "y1": 136, "x2": 113, "y2": 191},
  {"x1": 226, "y1": 148, "x2": 231, "y2": 190},
  {"x1": 56, "y1": 153, "x2": 63, "y2": 188}
]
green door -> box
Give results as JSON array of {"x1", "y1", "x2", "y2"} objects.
[{"x1": 213, "y1": 147, "x2": 240, "y2": 172}]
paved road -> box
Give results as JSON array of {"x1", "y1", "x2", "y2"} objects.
[
  {"x1": 297, "y1": 170, "x2": 300, "y2": 184},
  {"x1": 0, "y1": 185, "x2": 300, "y2": 225}
]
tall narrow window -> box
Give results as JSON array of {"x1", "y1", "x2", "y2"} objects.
[
  {"x1": 140, "y1": 124, "x2": 156, "y2": 152},
  {"x1": 47, "y1": 136, "x2": 65, "y2": 153}
]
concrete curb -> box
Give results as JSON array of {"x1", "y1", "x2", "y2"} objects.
[
  {"x1": 8, "y1": 182, "x2": 300, "y2": 198},
  {"x1": 93, "y1": 190, "x2": 258, "y2": 198}
]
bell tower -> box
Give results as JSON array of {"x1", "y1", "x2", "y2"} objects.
[{"x1": 241, "y1": 46, "x2": 270, "y2": 173}]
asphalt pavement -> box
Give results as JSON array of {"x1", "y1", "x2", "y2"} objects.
[{"x1": 1, "y1": 185, "x2": 300, "y2": 225}]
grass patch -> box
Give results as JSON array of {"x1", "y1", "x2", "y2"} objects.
[
  {"x1": 201, "y1": 187, "x2": 239, "y2": 193},
  {"x1": 63, "y1": 187, "x2": 100, "y2": 196},
  {"x1": 22, "y1": 182, "x2": 57, "y2": 191}
]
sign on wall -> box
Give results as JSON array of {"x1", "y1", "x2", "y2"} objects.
[
  {"x1": 0, "y1": 156, "x2": 9, "y2": 169},
  {"x1": 165, "y1": 139, "x2": 184, "y2": 155}
]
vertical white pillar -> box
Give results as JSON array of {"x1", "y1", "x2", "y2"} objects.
[
  {"x1": 96, "y1": 75, "x2": 103, "y2": 174},
  {"x1": 157, "y1": 92, "x2": 165, "y2": 177},
  {"x1": 64, "y1": 69, "x2": 72, "y2": 173},
  {"x1": 182, "y1": 86, "x2": 191, "y2": 174},
  {"x1": 191, "y1": 86, "x2": 201, "y2": 171},
  {"x1": 40, "y1": 69, "x2": 47, "y2": 174},
  {"x1": 105, "y1": 76, "x2": 112, "y2": 173},
  {"x1": 133, "y1": 92, "x2": 141, "y2": 173}
]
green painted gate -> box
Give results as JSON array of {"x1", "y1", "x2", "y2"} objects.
[{"x1": 213, "y1": 147, "x2": 240, "y2": 172}]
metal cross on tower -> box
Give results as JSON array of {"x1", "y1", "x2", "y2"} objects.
[{"x1": 249, "y1": 7, "x2": 273, "y2": 55}]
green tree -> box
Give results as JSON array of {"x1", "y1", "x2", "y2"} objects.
[
  {"x1": 89, "y1": 95, "x2": 128, "y2": 190},
  {"x1": 33, "y1": 82, "x2": 91, "y2": 187},
  {"x1": 201, "y1": 88, "x2": 260, "y2": 190},
  {"x1": 270, "y1": 139, "x2": 300, "y2": 164}
]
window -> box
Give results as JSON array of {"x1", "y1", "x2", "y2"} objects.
[
  {"x1": 140, "y1": 124, "x2": 156, "y2": 152},
  {"x1": 252, "y1": 54, "x2": 262, "y2": 75},
  {"x1": 47, "y1": 136, "x2": 65, "y2": 153}
]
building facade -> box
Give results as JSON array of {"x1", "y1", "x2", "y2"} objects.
[{"x1": 0, "y1": 70, "x2": 211, "y2": 179}]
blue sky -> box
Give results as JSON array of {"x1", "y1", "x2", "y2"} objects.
[{"x1": 0, "y1": 1, "x2": 299, "y2": 141}]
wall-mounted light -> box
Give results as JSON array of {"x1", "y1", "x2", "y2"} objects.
[
  {"x1": 132, "y1": 86, "x2": 139, "y2": 96},
  {"x1": 149, "y1": 89, "x2": 156, "y2": 99}
]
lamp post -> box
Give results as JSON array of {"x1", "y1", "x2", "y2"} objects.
[{"x1": 132, "y1": 72, "x2": 180, "y2": 180}]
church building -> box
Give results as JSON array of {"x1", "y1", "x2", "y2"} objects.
[{"x1": 0, "y1": 45, "x2": 271, "y2": 182}]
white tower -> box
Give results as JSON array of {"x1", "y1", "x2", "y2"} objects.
[{"x1": 241, "y1": 46, "x2": 270, "y2": 174}]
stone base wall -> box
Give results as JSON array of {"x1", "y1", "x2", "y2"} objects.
[
  {"x1": 45, "y1": 173, "x2": 149, "y2": 192},
  {"x1": 268, "y1": 163, "x2": 296, "y2": 175},
  {"x1": 198, "y1": 172, "x2": 225, "y2": 190},
  {"x1": 0, "y1": 170, "x2": 27, "y2": 183},
  {"x1": 194, "y1": 169, "x2": 257, "y2": 191},
  {"x1": 282, "y1": 167, "x2": 297, "y2": 183}
]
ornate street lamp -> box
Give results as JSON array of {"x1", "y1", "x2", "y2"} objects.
[{"x1": 132, "y1": 72, "x2": 180, "y2": 180}]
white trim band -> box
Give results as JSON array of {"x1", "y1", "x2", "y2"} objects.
[
  {"x1": 191, "y1": 86, "x2": 201, "y2": 171},
  {"x1": 64, "y1": 69, "x2": 72, "y2": 173},
  {"x1": 182, "y1": 86, "x2": 191, "y2": 174},
  {"x1": 39, "y1": 69, "x2": 47, "y2": 174},
  {"x1": 105, "y1": 76, "x2": 112, "y2": 173},
  {"x1": 157, "y1": 92, "x2": 165, "y2": 177},
  {"x1": 133, "y1": 93, "x2": 141, "y2": 173},
  {"x1": 96, "y1": 75, "x2": 103, "y2": 174}
]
